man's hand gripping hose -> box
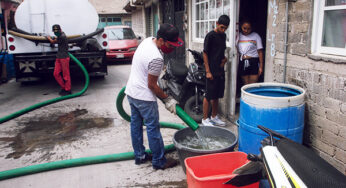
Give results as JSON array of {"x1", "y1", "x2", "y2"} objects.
[{"x1": 162, "y1": 96, "x2": 178, "y2": 114}]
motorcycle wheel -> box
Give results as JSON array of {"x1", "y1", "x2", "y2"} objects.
[{"x1": 184, "y1": 95, "x2": 206, "y2": 123}]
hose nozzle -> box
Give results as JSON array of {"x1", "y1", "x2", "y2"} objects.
[{"x1": 175, "y1": 105, "x2": 199, "y2": 131}]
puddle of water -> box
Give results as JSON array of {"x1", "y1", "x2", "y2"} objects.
[{"x1": 0, "y1": 109, "x2": 113, "y2": 160}]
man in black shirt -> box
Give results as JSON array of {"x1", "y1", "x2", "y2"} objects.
[
  {"x1": 202, "y1": 15, "x2": 230, "y2": 126},
  {"x1": 47, "y1": 24, "x2": 71, "y2": 96}
]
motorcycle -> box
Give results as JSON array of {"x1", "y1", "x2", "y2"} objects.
[
  {"x1": 225, "y1": 125, "x2": 346, "y2": 188},
  {"x1": 158, "y1": 49, "x2": 206, "y2": 123}
]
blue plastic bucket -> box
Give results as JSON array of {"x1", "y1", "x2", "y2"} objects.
[{"x1": 238, "y1": 83, "x2": 305, "y2": 154}]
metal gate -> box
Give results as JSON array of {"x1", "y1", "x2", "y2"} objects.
[{"x1": 162, "y1": 0, "x2": 185, "y2": 65}]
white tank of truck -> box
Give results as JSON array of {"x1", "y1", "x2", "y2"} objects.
[
  {"x1": 6, "y1": 0, "x2": 109, "y2": 81},
  {"x1": 16, "y1": 0, "x2": 98, "y2": 35}
]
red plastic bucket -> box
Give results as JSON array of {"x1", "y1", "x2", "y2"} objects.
[{"x1": 185, "y1": 152, "x2": 259, "y2": 188}]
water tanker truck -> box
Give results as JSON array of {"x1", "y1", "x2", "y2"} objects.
[{"x1": 6, "y1": 0, "x2": 109, "y2": 81}]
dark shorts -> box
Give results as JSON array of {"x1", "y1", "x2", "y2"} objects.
[
  {"x1": 239, "y1": 57, "x2": 259, "y2": 76},
  {"x1": 205, "y1": 74, "x2": 225, "y2": 100}
]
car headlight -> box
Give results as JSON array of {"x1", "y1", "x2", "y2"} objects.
[{"x1": 129, "y1": 47, "x2": 137, "y2": 51}]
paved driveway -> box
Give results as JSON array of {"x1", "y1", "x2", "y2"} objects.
[{"x1": 0, "y1": 63, "x2": 237, "y2": 188}]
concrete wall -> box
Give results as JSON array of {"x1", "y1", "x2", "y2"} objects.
[
  {"x1": 121, "y1": 14, "x2": 132, "y2": 25},
  {"x1": 265, "y1": 0, "x2": 346, "y2": 174},
  {"x1": 125, "y1": 1, "x2": 160, "y2": 42},
  {"x1": 89, "y1": 0, "x2": 128, "y2": 14},
  {"x1": 130, "y1": 7, "x2": 145, "y2": 39}
]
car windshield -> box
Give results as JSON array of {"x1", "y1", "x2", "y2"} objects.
[{"x1": 108, "y1": 28, "x2": 136, "y2": 40}]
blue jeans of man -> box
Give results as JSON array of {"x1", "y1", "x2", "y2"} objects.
[{"x1": 127, "y1": 96, "x2": 166, "y2": 168}]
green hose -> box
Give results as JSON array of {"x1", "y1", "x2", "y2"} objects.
[
  {"x1": 116, "y1": 87, "x2": 131, "y2": 122},
  {"x1": 0, "y1": 53, "x2": 89, "y2": 124},
  {"x1": 176, "y1": 105, "x2": 199, "y2": 131},
  {"x1": 0, "y1": 59, "x2": 198, "y2": 180},
  {"x1": 116, "y1": 86, "x2": 199, "y2": 131},
  {"x1": 115, "y1": 87, "x2": 188, "y2": 130},
  {"x1": 0, "y1": 85, "x2": 186, "y2": 181},
  {"x1": 0, "y1": 129, "x2": 182, "y2": 181}
]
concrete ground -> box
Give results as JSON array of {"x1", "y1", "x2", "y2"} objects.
[{"x1": 0, "y1": 63, "x2": 238, "y2": 188}]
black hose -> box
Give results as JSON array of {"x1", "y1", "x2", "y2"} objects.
[
  {"x1": 10, "y1": 27, "x2": 35, "y2": 36},
  {"x1": 68, "y1": 28, "x2": 104, "y2": 43},
  {"x1": 8, "y1": 28, "x2": 104, "y2": 44}
]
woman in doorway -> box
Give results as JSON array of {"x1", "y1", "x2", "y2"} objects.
[{"x1": 237, "y1": 20, "x2": 264, "y2": 84}]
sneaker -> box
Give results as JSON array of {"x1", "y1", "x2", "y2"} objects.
[
  {"x1": 153, "y1": 158, "x2": 178, "y2": 170},
  {"x1": 202, "y1": 118, "x2": 215, "y2": 126},
  {"x1": 64, "y1": 90, "x2": 72, "y2": 95},
  {"x1": 211, "y1": 115, "x2": 226, "y2": 126},
  {"x1": 135, "y1": 153, "x2": 152, "y2": 165},
  {"x1": 60, "y1": 90, "x2": 72, "y2": 96},
  {"x1": 58, "y1": 89, "x2": 65, "y2": 96}
]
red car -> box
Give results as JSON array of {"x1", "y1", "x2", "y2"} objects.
[{"x1": 105, "y1": 25, "x2": 140, "y2": 62}]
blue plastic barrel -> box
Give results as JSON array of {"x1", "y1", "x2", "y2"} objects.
[
  {"x1": 0, "y1": 53, "x2": 15, "y2": 79},
  {"x1": 5, "y1": 54, "x2": 15, "y2": 79},
  {"x1": 238, "y1": 83, "x2": 305, "y2": 154}
]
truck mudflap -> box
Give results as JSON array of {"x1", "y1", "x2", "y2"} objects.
[{"x1": 14, "y1": 51, "x2": 107, "y2": 81}]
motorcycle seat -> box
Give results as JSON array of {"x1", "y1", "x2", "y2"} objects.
[
  {"x1": 275, "y1": 139, "x2": 346, "y2": 188},
  {"x1": 170, "y1": 61, "x2": 188, "y2": 79}
]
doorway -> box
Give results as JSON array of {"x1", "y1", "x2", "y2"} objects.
[
  {"x1": 230, "y1": 0, "x2": 268, "y2": 117},
  {"x1": 236, "y1": 0, "x2": 268, "y2": 99}
]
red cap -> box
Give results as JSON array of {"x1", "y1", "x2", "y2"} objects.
[{"x1": 157, "y1": 24, "x2": 184, "y2": 47}]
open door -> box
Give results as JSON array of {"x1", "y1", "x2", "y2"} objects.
[
  {"x1": 227, "y1": 0, "x2": 239, "y2": 117},
  {"x1": 230, "y1": 0, "x2": 268, "y2": 117}
]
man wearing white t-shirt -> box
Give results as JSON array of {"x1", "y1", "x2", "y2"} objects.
[{"x1": 125, "y1": 24, "x2": 183, "y2": 170}]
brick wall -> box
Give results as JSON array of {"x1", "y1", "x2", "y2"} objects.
[{"x1": 267, "y1": 0, "x2": 346, "y2": 174}]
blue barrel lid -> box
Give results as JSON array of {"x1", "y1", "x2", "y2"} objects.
[{"x1": 241, "y1": 83, "x2": 305, "y2": 108}]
